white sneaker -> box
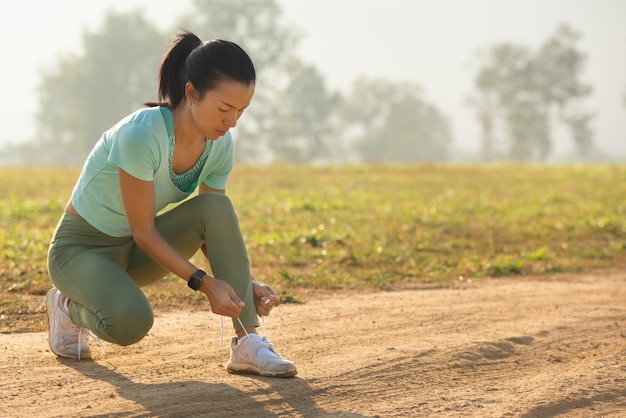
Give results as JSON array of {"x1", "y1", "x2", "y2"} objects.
[
  {"x1": 46, "y1": 287, "x2": 92, "y2": 360},
  {"x1": 226, "y1": 334, "x2": 297, "y2": 377}
]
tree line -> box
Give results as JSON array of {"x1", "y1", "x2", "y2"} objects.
[{"x1": 15, "y1": 0, "x2": 603, "y2": 165}]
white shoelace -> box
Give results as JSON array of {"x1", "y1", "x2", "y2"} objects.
[
  {"x1": 62, "y1": 294, "x2": 106, "y2": 360},
  {"x1": 77, "y1": 328, "x2": 107, "y2": 360},
  {"x1": 220, "y1": 315, "x2": 266, "y2": 349}
]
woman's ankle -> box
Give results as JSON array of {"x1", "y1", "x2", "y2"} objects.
[{"x1": 236, "y1": 327, "x2": 257, "y2": 340}]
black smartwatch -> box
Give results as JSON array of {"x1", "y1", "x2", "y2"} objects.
[{"x1": 188, "y1": 269, "x2": 206, "y2": 291}]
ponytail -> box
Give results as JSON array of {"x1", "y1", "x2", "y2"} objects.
[{"x1": 145, "y1": 30, "x2": 256, "y2": 109}]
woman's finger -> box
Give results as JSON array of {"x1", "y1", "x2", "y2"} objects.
[{"x1": 256, "y1": 296, "x2": 275, "y2": 316}]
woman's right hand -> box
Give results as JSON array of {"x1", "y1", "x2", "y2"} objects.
[{"x1": 201, "y1": 275, "x2": 245, "y2": 318}]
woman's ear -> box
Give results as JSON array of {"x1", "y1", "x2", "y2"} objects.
[{"x1": 185, "y1": 82, "x2": 198, "y2": 106}]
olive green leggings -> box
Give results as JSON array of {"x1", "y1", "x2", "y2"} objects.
[{"x1": 47, "y1": 193, "x2": 257, "y2": 346}]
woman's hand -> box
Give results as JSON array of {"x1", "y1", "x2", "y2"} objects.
[
  {"x1": 252, "y1": 280, "x2": 279, "y2": 317},
  {"x1": 201, "y1": 275, "x2": 245, "y2": 318}
]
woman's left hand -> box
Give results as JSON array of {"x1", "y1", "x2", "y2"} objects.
[{"x1": 252, "y1": 280, "x2": 279, "y2": 317}]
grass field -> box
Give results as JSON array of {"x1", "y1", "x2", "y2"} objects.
[{"x1": 1, "y1": 164, "x2": 625, "y2": 331}]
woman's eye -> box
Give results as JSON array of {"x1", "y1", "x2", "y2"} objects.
[{"x1": 218, "y1": 108, "x2": 229, "y2": 113}]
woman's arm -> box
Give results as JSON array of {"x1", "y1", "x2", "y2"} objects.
[{"x1": 119, "y1": 168, "x2": 244, "y2": 317}]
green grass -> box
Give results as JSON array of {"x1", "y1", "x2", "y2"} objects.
[{"x1": 1, "y1": 164, "x2": 625, "y2": 331}]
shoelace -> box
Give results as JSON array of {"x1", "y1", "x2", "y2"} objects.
[
  {"x1": 219, "y1": 315, "x2": 267, "y2": 349},
  {"x1": 61, "y1": 294, "x2": 106, "y2": 360},
  {"x1": 77, "y1": 327, "x2": 107, "y2": 360}
]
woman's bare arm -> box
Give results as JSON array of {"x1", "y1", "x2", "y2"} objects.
[{"x1": 119, "y1": 168, "x2": 243, "y2": 317}]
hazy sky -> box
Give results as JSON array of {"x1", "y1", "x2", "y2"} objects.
[{"x1": 2, "y1": 0, "x2": 625, "y2": 158}]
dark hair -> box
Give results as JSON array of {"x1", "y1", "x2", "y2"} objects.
[{"x1": 145, "y1": 30, "x2": 256, "y2": 108}]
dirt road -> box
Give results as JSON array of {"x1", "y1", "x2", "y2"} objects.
[{"x1": 1, "y1": 269, "x2": 625, "y2": 417}]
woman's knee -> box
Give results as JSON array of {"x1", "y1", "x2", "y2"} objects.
[
  {"x1": 196, "y1": 192, "x2": 239, "y2": 226},
  {"x1": 103, "y1": 300, "x2": 154, "y2": 346},
  {"x1": 197, "y1": 192, "x2": 235, "y2": 212}
]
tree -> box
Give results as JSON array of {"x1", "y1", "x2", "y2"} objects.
[
  {"x1": 34, "y1": 11, "x2": 164, "y2": 163},
  {"x1": 178, "y1": 0, "x2": 303, "y2": 162},
  {"x1": 469, "y1": 24, "x2": 593, "y2": 161},
  {"x1": 336, "y1": 78, "x2": 452, "y2": 163},
  {"x1": 271, "y1": 61, "x2": 340, "y2": 163}
]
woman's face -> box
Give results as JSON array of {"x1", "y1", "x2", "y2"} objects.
[{"x1": 189, "y1": 80, "x2": 255, "y2": 140}]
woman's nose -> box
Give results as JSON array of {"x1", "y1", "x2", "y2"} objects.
[{"x1": 225, "y1": 115, "x2": 237, "y2": 128}]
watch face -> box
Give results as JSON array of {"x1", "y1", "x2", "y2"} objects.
[
  {"x1": 189, "y1": 277, "x2": 201, "y2": 290},
  {"x1": 188, "y1": 271, "x2": 204, "y2": 291}
]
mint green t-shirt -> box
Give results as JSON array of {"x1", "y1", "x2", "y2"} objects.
[{"x1": 70, "y1": 106, "x2": 234, "y2": 237}]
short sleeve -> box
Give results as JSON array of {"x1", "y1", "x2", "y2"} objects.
[
  {"x1": 108, "y1": 122, "x2": 160, "y2": 181},
  {"x1": 202, "y1": 135, "x2": 234, "y2": 190}
]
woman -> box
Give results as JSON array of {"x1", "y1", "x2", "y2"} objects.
[{"x1": 46, "y1": 30, "x2": 297, "y2": 377}]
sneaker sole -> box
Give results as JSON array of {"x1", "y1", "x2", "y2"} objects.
[{"x1": 226, "y1": 362, "x2": 298, "y2": 378}]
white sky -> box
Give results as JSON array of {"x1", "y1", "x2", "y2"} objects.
[{"x1": 1, "y1": 0, "x2": 625, "y2": 158}]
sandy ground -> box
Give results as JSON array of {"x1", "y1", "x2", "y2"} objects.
[{"x1": 1, "y1": 269, "x2": 625, "y2": 418}]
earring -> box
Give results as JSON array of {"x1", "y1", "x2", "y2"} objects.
[{"x1": 189, "y1": 103, "x2": 193, "y2": 108}]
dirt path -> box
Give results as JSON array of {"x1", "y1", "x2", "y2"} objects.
[{"x1": 1, "y1": 269, "x2": 625, "y2": 417}]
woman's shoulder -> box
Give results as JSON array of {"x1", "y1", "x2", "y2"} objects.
[
  {"x1": 107, "y1": 107, "x2": 168, "y2": 141},
  {"x1": 118, "y1": 107, "x2": 166, "y2": 127}
]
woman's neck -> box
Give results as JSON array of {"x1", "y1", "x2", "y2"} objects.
[{"x1": 171, "y1": 105, "x2": 203, "y2": 145}]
